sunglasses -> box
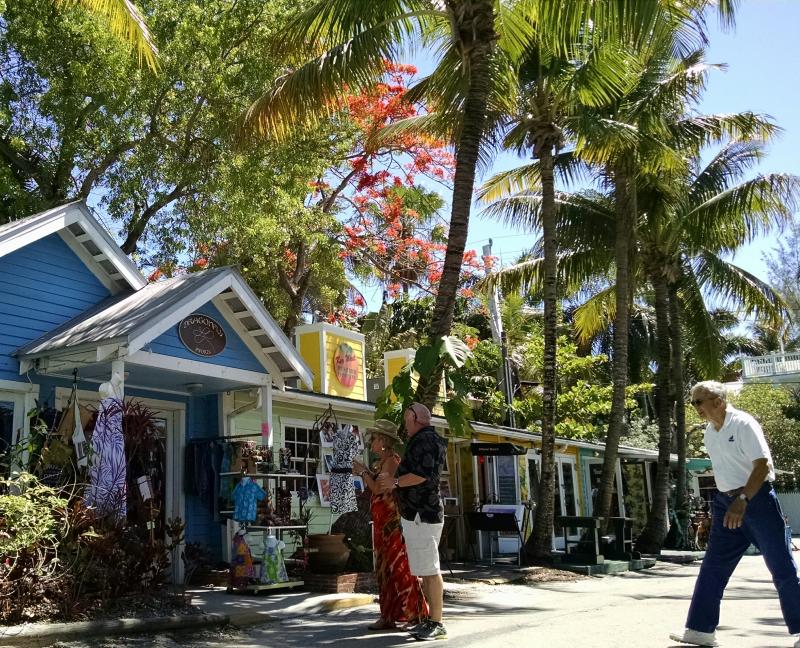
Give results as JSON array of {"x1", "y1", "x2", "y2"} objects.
[{"x1": 690, "y1": 397, "x2": 713, "y2": 407}]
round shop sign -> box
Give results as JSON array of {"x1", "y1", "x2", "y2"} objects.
[
  {"x1": 178, "y1": 313, "x2": 227, "y2": 357},
  {"x1": 333, "y1": 342, "x2": 359, "y2": 388}
]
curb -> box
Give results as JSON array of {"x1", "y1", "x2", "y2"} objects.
[
  {"x1": 315, "y1": 594, "x2": 375, "y2": 611},
  {"x1": 0, "y1": 593, "x2": 376, "y2": 647},
  {"x1": 0, "y1": 612, "x2": 229, "y2": 647}
]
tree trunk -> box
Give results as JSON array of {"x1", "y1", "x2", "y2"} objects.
[
  {"x1": 414, "y1": 0, "x2": 496, "y2": 408},
  {"x1": 636, "y1": 270, "x2": 673, "y2": 554},
  {"x1": 668, "y1": 281, "x2": 688, "y2": 547},
  {"x1": 527, "y1": 144, "x2": 558, "y2": 560},
  {"x1": 595, "y1": 162, "x2": 635, "y2": 526}
]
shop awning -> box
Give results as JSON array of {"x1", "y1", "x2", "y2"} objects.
[{"x1": 470, "y1": 442, "x2": 527, "y2": 456}]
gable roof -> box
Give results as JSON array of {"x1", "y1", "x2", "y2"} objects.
[
  {"x1": 0, "y1": 200, "x2": 146, "y2": 293},
  {"x1": 16, "y1": 266, "x2": 313, "y2": 389}
]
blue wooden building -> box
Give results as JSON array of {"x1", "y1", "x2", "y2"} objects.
[{"x1": 0, "y1": 201, "x2": 313, "y2": 567}]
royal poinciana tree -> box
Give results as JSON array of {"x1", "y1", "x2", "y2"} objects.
[{"x1": 176, "y1": 62, "x2": 475, "y2": 334}]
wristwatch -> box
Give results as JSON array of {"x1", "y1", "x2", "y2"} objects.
[
  {"x1": 738, "y1": 492, "x2": 749, "y2": 503},
  {"x1": 360, "y1": 470, "x2": 367, "y2": 478},
  {"x1": 394, "y1": 478, "x2": 400, "y2": 488}
]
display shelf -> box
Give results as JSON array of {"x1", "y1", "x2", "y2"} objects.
[
  {"x1": 219, "y1": 471, "x2": 306, "y2": 478},
  {"x1": 246, "y1": 525, "x2": 306, "y2": 531}
]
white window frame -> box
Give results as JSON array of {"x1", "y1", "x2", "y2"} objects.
[
  {"x1": 491, "y1": 454, "x2": 520, "y2": 505},
  {"x1": 583, "y1": 456, "x2": 626, "y2": 517},
  {"x1": 554, "y1": 454, "x2": 581, "y2": 548},
  {"x1": 0, "y1": 379, "x2": 38, "y2": 472}
]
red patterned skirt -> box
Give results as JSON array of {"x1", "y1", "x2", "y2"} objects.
[{"x1": 372, "y1": 492, "x2": 429, "y2": 623}]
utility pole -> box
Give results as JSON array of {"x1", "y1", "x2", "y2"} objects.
[{"x1": 482, "y1": 241, "x2": 516, "y2": 428}]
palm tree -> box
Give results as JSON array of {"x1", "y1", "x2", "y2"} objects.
[
  {"x1": 239, "y1": 0, "x2": 700, "y2": 416},
  {"x1": 481, "y1": 35, "x2": 638, "y2": 558},
  {"x1": 485, "y1": 131, "x2": 797, "y2": 551},
  {"x1": 56, "y1": 0, "x2": 159, "y2": 70}
]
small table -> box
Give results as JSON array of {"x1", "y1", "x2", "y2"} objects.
[
  {"x1": 605, "y1": 517, "x2": 635, "y2": 559},
  {"x1": 465, "y1": 511, "x2": 524, "y2": 566},
  {"x1": 555, "y1": 516, "x2": 605, "y2": 565}
]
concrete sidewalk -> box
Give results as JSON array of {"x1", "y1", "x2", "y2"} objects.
[{"x1": 0, "y1": 586, "x2": 374, "y2": 647}]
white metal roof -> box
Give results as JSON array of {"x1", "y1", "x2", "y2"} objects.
[
  {"x1": 15, "y1": 266, "x2": 313, "y2": 389},
  {"x1": 0, "y1": 200, "x2": 146, "y2": 293}
]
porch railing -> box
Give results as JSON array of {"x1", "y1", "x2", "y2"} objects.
[{"x1": 741, "y1": 351, "x2": 800, "y2": 380}]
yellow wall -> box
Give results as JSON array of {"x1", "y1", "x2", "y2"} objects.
[
  {"x1": 386, "y1": 356, "x2": 410, "y2": 385},
  {"x1": 325, "y1": 332, "x2": 366, "y2": 400},
  {"x1": 298, "y1": 332, "x2": 322, "y2": 392}
]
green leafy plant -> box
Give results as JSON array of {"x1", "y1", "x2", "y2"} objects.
[{"x1": 376, "y1": 335, "x2": 474, "y2": 437}]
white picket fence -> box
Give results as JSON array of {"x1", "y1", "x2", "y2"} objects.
[
  {"x1": 742, "y1": 351, "x2": 800, "y2": 379},
  {"x1": 778, "y1": 490, "x2": 800, "y2": 532}
]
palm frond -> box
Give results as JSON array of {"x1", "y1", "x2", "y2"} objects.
[
  {"x1": 58, "y1": 0, "x2": 159, "y2": 71},
  {"x1": 670, "y1": 112, "x2": 780, "y2": 151},
  {"x1": 242, "y1": 5, "x2": 423, "y2": 139},
  {"x1": 678, "y1": 270, "x2": 726, "y2": 377},
  {"x1": 693, "y1": 251, "x2": 789, "y2": 329},
  {"x1": 573, "y1": 285, "x2": 617, "y2": 343},
  {"x1": 684, "y1": 173, "x2": 800, "y2": 251}
]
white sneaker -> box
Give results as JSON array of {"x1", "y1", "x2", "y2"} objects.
[
  {"x1": 669, "y1": 628, "x2": 719, "y2": 646},
  {"x1": 793, "y1": 635, "x2": 800, "y2": 648}
]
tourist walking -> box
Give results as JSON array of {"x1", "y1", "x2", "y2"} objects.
[{"x1": 671, "y1": 381, "x2": 800, "y2": 647}]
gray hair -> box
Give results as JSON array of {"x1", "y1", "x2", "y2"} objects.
[{"x1": 691, "y1": 381, "x2": 728, "y2": 402}]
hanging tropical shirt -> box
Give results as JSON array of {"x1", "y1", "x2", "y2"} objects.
[{"x1": 233, "y1": 477, "x2": 266, "y2": 522}]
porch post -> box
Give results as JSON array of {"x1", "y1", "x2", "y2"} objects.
[
  {"x1": 111, "y1": 359, "x2": 125, "y2": 398},
  {"x1": 260, "y1": 383, "x2": 273, "y2": 447}
]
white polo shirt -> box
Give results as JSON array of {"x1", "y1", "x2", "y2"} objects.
[{"x1": 704, "y1": 405, "x2": 775, "y2": 492}]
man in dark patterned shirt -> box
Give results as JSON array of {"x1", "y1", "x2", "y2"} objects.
[{"x1": 379, "y1": 402, "x2": 447, "y2": 641}]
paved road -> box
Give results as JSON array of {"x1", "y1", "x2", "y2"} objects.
[{"x1": 54, "y1": 556, "x2": 797, "y2": 648}]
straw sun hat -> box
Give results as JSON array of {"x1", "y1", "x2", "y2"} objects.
[{"x1": 365, "y1": 419, "x2": 403, "y2": 445}]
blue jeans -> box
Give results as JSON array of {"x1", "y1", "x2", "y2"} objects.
[{"x1": 687, "y1": 482, "x2": 800, "y2": 634}]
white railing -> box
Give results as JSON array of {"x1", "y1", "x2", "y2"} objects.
[{"x1": 741, "y1": 351, "x2": 800, "y2": 379}]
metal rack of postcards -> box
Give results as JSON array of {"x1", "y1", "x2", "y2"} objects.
[{"x1": 219, "y1": 441, "x2": 313, "y2": 593}]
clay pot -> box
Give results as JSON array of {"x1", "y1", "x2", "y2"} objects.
[{"x1": 307, "y1": 533, "x2": 351, "y2": 574}]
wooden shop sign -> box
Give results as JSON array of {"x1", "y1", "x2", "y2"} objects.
[{"x1": 178, "y1": 313, "x2": 227, "y2": 357}]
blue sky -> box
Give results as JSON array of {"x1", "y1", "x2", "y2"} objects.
[
  {"x1": 469, "y1": 1, "x2": 800, "y2": 272},
  {"x1": 359, "y1": 2, "x2": 800, "y2": 311}
]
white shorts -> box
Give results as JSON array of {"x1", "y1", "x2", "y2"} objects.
[{"x1": 401, "y1": 514, "x2": 444, "y2": 576}]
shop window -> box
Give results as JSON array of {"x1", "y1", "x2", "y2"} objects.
[
  {"x1": 527, "y1": 458, "x2": 540, "y2": 505},
  {"x1": 697, "y1": 475, "x2": 717, "y2": 507},
  {"x1": 495, "y1": 455, "x2": 518, "y2": 504},
  {"x1": 284, "y1": 424, "x2": 320, "y2": 493}
]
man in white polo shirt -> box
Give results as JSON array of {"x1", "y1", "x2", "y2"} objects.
[{"x1": 671, "y1": 381, "x2": 800, "y2": 647}]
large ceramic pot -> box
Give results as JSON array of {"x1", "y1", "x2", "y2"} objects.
[{"x1": 307, "y1": 533, "x2": 351, "y2": 574}]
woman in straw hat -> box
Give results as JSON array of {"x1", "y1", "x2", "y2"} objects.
[{"x1": 353, "y1": 419, "x2": 428, "y2": 631}]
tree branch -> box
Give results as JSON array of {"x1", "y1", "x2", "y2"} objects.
[{"x1": 121, "y1": 183, "x2": 191, "y2": 254}]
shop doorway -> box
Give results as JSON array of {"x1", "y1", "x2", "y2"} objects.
[
  {"x1": 56, "y1": 389, "x2": 185, "y2": 558},
  {"x1": 554, "y1": 455, "x2": 580, "y2": 549}
]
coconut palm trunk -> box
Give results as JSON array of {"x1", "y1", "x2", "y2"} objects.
[
  {"x1": 669, "y1": 280, "x2": 688, "y2": 546},
  {"x1": 595, "y1": 161, "x2": 635, "y2": 526},
  {"x1": 415, "y1": 0, "x2": 497, "y2": 408},
  {"x1": 527, "y1": 142, "x2": 559, "y2": 559},
  {"x1": 636, "y1": 269, "x2": 673, "y2": 553}
]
